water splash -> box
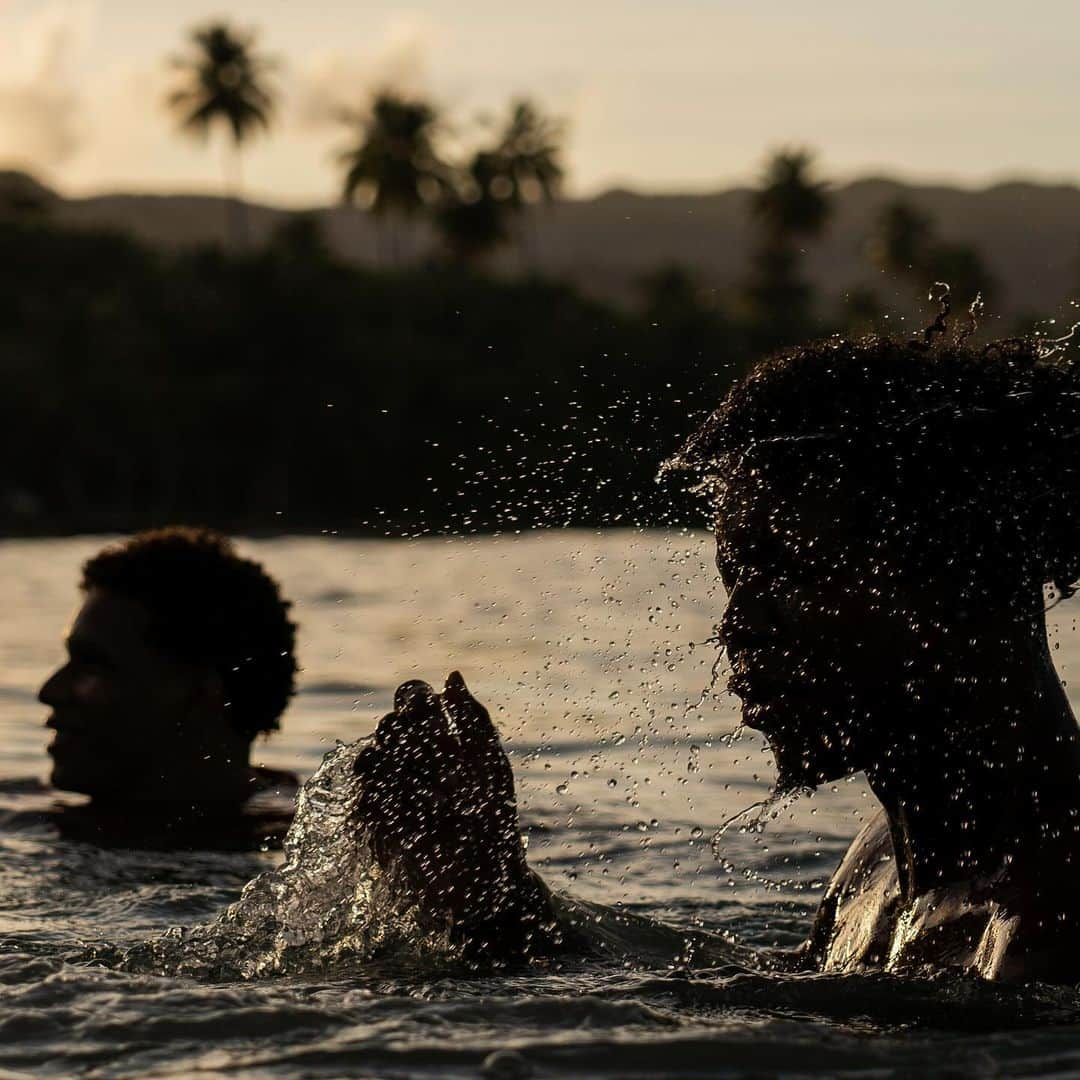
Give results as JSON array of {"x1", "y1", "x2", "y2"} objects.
[
  {"x1": 1036, "y1": 316, "x2": 1080, "y2": 360},
  {"x1": 710, "y1": 787, "x2": 812, "y2": 892},
  {"x1": 914, "y1": 281, "x2": 951, "y2": 348},
  {"x1": 120, "y1": 740, "x2": 442, "y2": 979}
]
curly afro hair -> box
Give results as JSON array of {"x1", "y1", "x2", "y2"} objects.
[
  {"x1": 81, "y1": 527, "x2": 298, "y2": 739},
  {"x1": 677, "y1": 328, "x2": 1080, "y2": 604}
]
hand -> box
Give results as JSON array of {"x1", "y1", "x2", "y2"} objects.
[{"x1": 354, "y1": 672, "x2": 557, "y2": 959}]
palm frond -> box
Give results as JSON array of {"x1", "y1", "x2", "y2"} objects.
[
  {"x1": 336, "y1": 92, "x2": 449, "y2": 218},
  {"x1": 164, "y1": 21, "x2": 277, "y2": 149}
]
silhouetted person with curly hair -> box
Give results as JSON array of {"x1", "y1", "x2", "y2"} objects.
[
  {"x1": 29, "y1": 527, "x2": 299, "y2": 850},
  {"x1": 354, "y1": 321, "x2": 1080, "y2": 983}
]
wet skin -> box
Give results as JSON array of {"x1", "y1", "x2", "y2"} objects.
[
  {"x1": 353, "y1": 673, "x2": 565, "y2": 960},
  {"x1": 717, "y1": 466, "x2": 1080, "y2": 982},
  {"x1": 36, "y1": 587, "x2": 294, "y2": 848}
]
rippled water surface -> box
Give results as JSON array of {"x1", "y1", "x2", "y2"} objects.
[{"x1": 1, "y1": 531, "x2": 1080, "y2": 1077}]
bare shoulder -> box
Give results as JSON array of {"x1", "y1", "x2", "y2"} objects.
[
  {"x1": 823, "y1": 808, "x2": 895, "y2": 898},
  {"x1": 804, "y1": 808, "x2": 900, "y2": 972}
]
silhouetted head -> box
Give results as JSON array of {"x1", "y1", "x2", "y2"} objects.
[
  {"x1": 39, "y1": 527, "x2": 297, "y2": 804},
  {"x1": 680, "y1": 330, "x2": 1080, "y2": 790}
]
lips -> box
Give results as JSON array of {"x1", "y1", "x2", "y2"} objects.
[
  {"x1": 47, "y1": 732, "x2": 76, "y2": 756},
  {"x1": 45, "y1": 722, "x2": 90, "y2": 759}
]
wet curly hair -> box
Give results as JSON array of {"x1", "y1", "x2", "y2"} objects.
[
  {"x1": 678, "y1": 326, "x2": 1080, "y2": 603},
  {"x1": 81, "y1": 527, "x2": 298, "y2": 739}
]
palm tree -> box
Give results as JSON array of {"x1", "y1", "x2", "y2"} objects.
[
  {"x1": 867, "y1": 200, "x2": 995, "y2": 309},
  {"x1": 751, "y1": 148, "x2": 830, "y2": 242},
  {"x1": 489, "y1": 100, "x2": 564, "y2": 207},
  {"x1": 434, "y1": 152, "x2": 511, "y2": 265},
  {"x1": 867, "y1": 200, "x2": 933, "y2": 277},
  {"x1": 742, "y1": 148, "x2": 831, "y2": 348},
  {"x1": 482, "y1": 99, "x2": 563, "y2": 266},
  {"x1": 167, "y1": 22, "x2": 276, "y2": 249},
  {"x1": 338, "y1": 92, "x2": 450, "y2": 265}
]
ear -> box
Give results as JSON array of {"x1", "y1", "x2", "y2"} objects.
[{"x1": 185, "y1": 668, "x2": 225, "y2": 715}]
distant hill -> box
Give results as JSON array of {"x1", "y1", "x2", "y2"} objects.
[{"x1": 14, "y1": 172, "x2": 1080, "y2": 321}]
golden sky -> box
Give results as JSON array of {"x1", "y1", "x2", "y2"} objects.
[{"x1": 1, "y1": 0, "x2": 1077, "y2": 205}]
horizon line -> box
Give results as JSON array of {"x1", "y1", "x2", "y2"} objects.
[{"x1": 6, "y1": 164, "x2": 1080, "y2": 212}]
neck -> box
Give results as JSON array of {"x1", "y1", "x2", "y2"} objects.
[
  {"x1": 865, "y1": 617, "x2": 1080, "y2": 902},
  {"x1": 91, "y1": 746, "x2": 255, "y2": 816}
]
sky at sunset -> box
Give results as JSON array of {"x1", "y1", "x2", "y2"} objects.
[{"x1": 0, "y1": 0, "x2": 1077, "y2": 206}]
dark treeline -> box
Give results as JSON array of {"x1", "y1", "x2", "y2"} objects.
[
  {"x1": 2, "y1": 14, "x2": 1031, "y2": 539},
  {"x1": 0, "y1": 159, "x2": 1026, "y2": 537},
  {"x1": 1, "y1": 213, "x2": 754, "y2": 536}
]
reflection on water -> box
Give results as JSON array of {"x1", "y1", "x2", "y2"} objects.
[{"x1": 0, "y1": 532, "x2": 1077, "y2": 1076}]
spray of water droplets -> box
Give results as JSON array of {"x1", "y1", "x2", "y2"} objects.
[
  {"x1": 119, "y1": 740, "x2": 447, "y2": 979},
  {"x1": 710, "y1": 786, "x2": 813, "y2": 892}
]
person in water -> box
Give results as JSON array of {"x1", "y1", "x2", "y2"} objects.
[
  {"x1": 354, "y1": 319, "x2": 1080, "y2": 983},
  {"x1": 28, "y1": 526, "x2": 299, "y2": 850}
]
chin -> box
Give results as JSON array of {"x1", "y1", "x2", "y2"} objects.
[
  {"x1": 742, "y1": 700, "x2": 861, "y2": 792},
  {"x1": 49, "y1": 760, "x2": 98, "y2": 797},
  {"x1": 770, "y1": 742, "x2": 855, "y2": 792}
]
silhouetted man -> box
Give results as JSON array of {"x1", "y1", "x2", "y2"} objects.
[
  {"x1": 29, "y1": 527, "x2": 299, "y2": 850},
  {"x1": 352, "y1": 327, "x2": 1080, "y2": 984}
]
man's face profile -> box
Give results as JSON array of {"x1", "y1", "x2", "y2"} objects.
[
  {"x1": 715, "y1": 465, "x2": 952, "y2": 789},
  {"x1": 38, "y1": 588, "x2": 207, "y2": 799}
]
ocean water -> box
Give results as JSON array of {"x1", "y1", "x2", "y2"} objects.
[{"x1": 0, "y1": 530, "x2": 1079, "y2": 1077}]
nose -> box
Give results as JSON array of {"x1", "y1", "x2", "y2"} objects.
[{"x1": 38, "y1": 663, "x2": 74, "y2": 711}]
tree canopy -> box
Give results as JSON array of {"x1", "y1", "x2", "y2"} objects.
[{"x1": 167, "y1": 23, "x2": 275, "y2": 146}]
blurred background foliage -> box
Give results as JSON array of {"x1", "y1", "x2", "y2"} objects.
[{"x1": 0, "y1": 20, "x2": 1064, "y2": 535}]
